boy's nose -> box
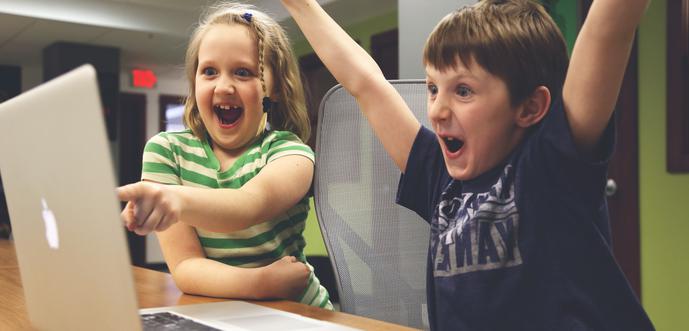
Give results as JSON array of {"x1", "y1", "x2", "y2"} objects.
[{"x1": 428, "y1": 96, "x2": 451, "y2": 122}]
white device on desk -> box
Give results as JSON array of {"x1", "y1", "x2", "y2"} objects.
[{"x1": 0, "y1": 65, "x2": 357, "y2": 331}]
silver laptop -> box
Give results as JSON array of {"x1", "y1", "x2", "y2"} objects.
[{"x1": 0, "y1": 65, "x2": 356, "y2": 331}]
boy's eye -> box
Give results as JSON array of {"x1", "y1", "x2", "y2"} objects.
[
  {"x1": 201, "y1": 67, "x2": 217, "y2": 76},
  {"x1": 456, "y1": 86, "x2": 472, "y2": 97},
  {"x1": 427, "y1": 84, "x2": 438, "y2": 95},
  {"x1": 235, "y1": 68, "x2": 252, "y2": 77}
]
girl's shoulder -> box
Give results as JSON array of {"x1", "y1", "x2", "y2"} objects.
[
  {"x1": 261, "y1": 130, "x2": 304, "y2": 145},
  {"x1": 259, "y1": 130, "x2": 314, "y2": 162},
  {"x1": 149, "y1": 129, "x2": 198, "y2": 144},
  {"x1": 145, "y1": 129, "x2": 206, "y2": 153}
]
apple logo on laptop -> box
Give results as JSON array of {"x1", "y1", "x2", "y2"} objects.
[{"x1": 41, "y1": 198, "x2": 60, "y2": 250}]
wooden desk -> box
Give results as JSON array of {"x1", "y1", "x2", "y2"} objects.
[{"x1": 0, "y1": 240, "x2": 417, "y2": 330}]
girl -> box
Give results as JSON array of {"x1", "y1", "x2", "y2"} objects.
[{"x1": 117, "y1": 2, "x2": 332, "y2": 309}]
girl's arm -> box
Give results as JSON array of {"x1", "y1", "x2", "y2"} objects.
[
  {"x1": 562, "y1": 0, "x2": 650, "y2": 155},
  {"x1": 281, "y1": 0, "x2": 420, "y2": 171},
  {"x1": 155, "y1": 215, "x2": 310, "y2": 300},
  {"x1": 118, "y1": 155, "x2": 313, "y2": 234}
]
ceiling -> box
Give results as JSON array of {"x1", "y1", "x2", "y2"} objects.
[{"x1": 0, "y1": 0, "x2": 396, "y2": 79}]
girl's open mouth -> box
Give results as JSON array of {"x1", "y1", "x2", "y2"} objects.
[{"x1": 214, "y1": 105, "x2": 242, "y2": 126}]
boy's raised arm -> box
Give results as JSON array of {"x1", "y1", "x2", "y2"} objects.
[
  {"x1": 562, "y1": 0, "x2": 650, "y2": 155},
  {"x1": 281, "y1": 0, "x2": 421, "y2": 172}
]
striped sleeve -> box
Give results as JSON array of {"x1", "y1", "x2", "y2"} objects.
[
  {"x1": 265, "y1": 131, "x2": 315, "y2": 164},
  {"x1": 141, "y1": 132, "x2": 181, "y2": 185},
  {"x1": 298, "y1": 262, "x2": 334, "y2": 310}
]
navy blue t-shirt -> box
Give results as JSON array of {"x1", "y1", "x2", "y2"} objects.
[{"x1": 397, "y1": 97, "x2": 654, "y2": 331}]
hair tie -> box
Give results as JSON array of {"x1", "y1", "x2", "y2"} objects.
[
  {"x1": 262, "y1": 97, "x2": 274, "y2": 113},
  {"x1": 241, "y1": 12, "x2": 253, "y2": 23}
]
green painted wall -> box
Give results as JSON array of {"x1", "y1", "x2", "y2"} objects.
[
  {"x1": 291, "y1": 11, "x2": 398, "y2": 59},
  {"x1": 638, "y1": 1, "x2": 689, "y2": 329},
  {"x1": 296, "y1": 11, "x2": 398, "y2": 257},
  {"x1": 550, "y1": 0, "x2": 578, "y2": 54}
]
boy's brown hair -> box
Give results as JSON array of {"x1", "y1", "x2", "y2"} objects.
[{"x1": 423, "y1": 0, "x2": 569, "y2": 106}]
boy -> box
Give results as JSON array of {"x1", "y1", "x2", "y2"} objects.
[{"x1": 281, "y1": 0, "x2": 654, "y2": 329}]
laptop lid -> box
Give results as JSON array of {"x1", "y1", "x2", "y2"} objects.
[{"x1": 0, "y1": 65, "x2": 142, "y2": 331}]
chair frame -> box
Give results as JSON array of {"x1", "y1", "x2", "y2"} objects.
[{"x1": 313, "y1": 80, "x2": 430, "y2": 329}]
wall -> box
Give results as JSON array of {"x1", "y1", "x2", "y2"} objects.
[
  {"x1": 119, "y1": 66, "x2": 187, "y2": 140},
  {"x1": 550, "y1": 0, "x2": 578, "y2": 54},
  {"x1": 398, "y1": 0, "x2": 474, "y2": 79},
  {"x1": 638, "y1": 0, "x2": 689, "y2": 329},
  {"x1": 20, "y1": 65, "x2": 42, "y2": 91}
]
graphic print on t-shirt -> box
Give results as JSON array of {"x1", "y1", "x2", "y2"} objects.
[{"x1": 432, "y1": 164, "x2": 522, "y2": 277}]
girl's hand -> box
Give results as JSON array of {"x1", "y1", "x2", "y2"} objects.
[
  {"x1": 259, "y1": 256, "x2": 310, "y2": 300},
  {"x1": 117, "y1": 181, "x2": 182, "y2": 235}
]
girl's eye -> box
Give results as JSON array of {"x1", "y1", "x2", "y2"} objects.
[
  {"x1": 201, "y1": 67, "x2": 217, "y2": 76},
  {"x1": 456, "y1": 86, "x2": 472, "y2": 97},
  {"x1": 235, "y1": 68, "x2": 252, "y2": 77},
  {"x1": 427, "y1": 84, "x2": 438, "y2": 96}
]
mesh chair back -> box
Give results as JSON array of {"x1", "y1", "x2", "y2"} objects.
[{"x1": 313, "y1": 80, "x2": 430, "y2": 329}]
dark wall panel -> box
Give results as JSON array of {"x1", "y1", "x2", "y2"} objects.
[{"x1": 43, "y1": 42, "x2": 120, "y2": 140}]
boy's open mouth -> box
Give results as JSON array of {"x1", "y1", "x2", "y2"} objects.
[
  {"x1": 214, "y1": 105, "x2": 242, "y2": 125},
  {"x1": 443, "y1": 136, "x2": 464, "y2": 153}
]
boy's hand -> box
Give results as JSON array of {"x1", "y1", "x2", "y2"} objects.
[
  {"x1": 259, "y1": 256, "x2": 310, "y2": 300},
  {"x1": 117, "y1": 181, "x2": 182, "y2": 235}
]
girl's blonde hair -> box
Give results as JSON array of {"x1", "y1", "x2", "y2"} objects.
[{"x1": 183, "y1": 2, "x2": 310, "y2": 142}]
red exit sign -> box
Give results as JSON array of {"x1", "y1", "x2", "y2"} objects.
[{"x1": 131, "y1": 69, "x2": 157, "y2": 89}]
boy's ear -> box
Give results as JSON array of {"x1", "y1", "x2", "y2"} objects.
[{"x1": 514, "y1": 86, "x2": 551, "y2": 128}]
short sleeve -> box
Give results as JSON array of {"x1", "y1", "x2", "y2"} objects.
[
  {"x1": 396, "y1": 126, "x2": 450, "y2": 222},
  {"x1": 141, "y1": 133, "x2": 182, "y2": 185},
  {"x1": 524, "y1": 96, "x2": 615, "y2": 205},
  {"x1": 539, "y1": 96, "x2": 616, "y2": 164},
  {"x1": 265, "y1": 131, "x2": 315, "y2": 164}
]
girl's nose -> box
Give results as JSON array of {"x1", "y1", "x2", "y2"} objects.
[{"x1": 215, "y1": 76, "x2": 235, "y2": 95}]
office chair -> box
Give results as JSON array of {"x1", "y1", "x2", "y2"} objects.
[{"x1": 313, "y1": 80, "x2": 430, "y2": 329}]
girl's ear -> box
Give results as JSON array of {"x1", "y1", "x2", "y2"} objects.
[{"x1": 514, "y1": 86, "x2": 551, "y2": 128}]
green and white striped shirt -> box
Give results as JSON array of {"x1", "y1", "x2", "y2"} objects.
[{"x1": 141, "y1": 129, "x2": 332, "y2": 309}]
